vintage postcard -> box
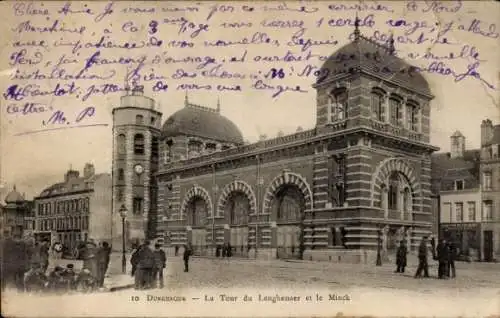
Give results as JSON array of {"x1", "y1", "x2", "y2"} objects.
[{"x1": 0, "y1": 0, "x2": 499, "y2": 317}]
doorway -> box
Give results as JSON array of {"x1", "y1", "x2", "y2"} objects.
[{"x1": 483, "y1": 231, "x2": 493, "y2": 262}]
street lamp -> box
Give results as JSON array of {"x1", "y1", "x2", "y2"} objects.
[
  {"x1": 119, "y1": 204, "x2": 128, "y2": 274},
  {"x1": 376, "y1": 224, "x2": 382, "y2": 266}
]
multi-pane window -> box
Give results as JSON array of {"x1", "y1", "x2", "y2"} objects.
[
  {"x1": 467, "y1": 202, "x2": 476, "y2": 221},
  {"x1": 455, "y1": 202, "x2": 463, "y2": 221},
  {"x1": 483, "y1": 200, "x2": 493, "y2": 220},
  {"x1": 134, "y1": 134, "x2": 145, "y2": 155},
  {"x1": 371, "y1": 91, "x2": 385, "y2": 121},
  {"x1": 406, "y1": 102, "x2": 419, "y2": 131},
  {"x1": 135, "y1": 115, "x2": 144, "y2": 125},
  {"x1": 389, "y1": 97, "x2": 403, "y2": 126},
  {"x1": 329, "y1": 90, "x2": 348, "y2": 122},
  {"x1": 483, "y1": 172, "x2": 492, "y2": 190}
]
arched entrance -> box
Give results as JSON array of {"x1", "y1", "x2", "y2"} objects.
[
  {"x1": 271, "y1": 184, "x2": 305, "y2": 259},
  {"x1": 225, "y1": 191, "x2": 251, "y2": 257},
  {"x1": 186, "y1": 196, "x2": 209, "y2": 256}
]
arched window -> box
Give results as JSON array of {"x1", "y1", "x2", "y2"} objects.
[
  {"x1": 188, "y1": 140, "x2": 203, "y2": 158},
  {"x1": 406, "y1": 101, "x2": 419, "y2": 131},
  {"x1": 226, "y1": 192, "x2": 250, "y2": 225},
  {"x1": 134, "y1": 134, "x2": 145, "y2": 155},
  {"x1": 389, "y1": 96, "x2": 403, "y2": 127},
  {"x1": 329, "y1": 89, "x2": 348, "y2": 122},
  {"x1": 118, "y1": 168, "x2": 124, "y2": 181},
  {"x1": 388, "y1": 173, "x2": 399, "y2": 210},
  {"x1": 117, "y1": 134, "x2": 126, "y2": 154},
  {"x1": 187, "y1": 197, "x2": 207, "y2": 226},
  {"x1": 273, "y1": 185, "x2": 304, "y2": 222},
  {"x1": 135, "y1": 115, "x2": 144, "y2": 125},
  {"x1": 371, "y1": 90, "x2": 386, "y2": 122}
]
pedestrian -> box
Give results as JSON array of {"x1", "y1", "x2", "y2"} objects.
[
  {"x1": 62, "y1": 264, "x2": 77, "y2": 290},
  {"x1": 174, "y1": 245, "x2": 179, "y2": 256},
  {"x1": 227, "y1": 243, "x2": 232, "y2": 257},
  {"x1": 436, "y1": 239, "x2": 449, "y2": 279},
  {"x1": 39, "y1": 239, "x2": 50, "y2": 274},
  {"x1": 395, "y1": 241, "x2": 408, "y2": 273},
  {"x1": 153, "y1": 243, "x2": 166, "y2": 288},
  {"x1": 96, "y1": 241, "x2": 112, "y2": 288},
  {"x1": 414, "y1": 236, "x2": 430, "y2": 278},
  {"x1": 447, "y1": 240, "x2": 457, "y2": 278},
  {"x1": 131, "y1": 241, "x2": 155, "y2": 289},
  {"x1": 183, "y1": 244, "x2": 192, "y2": 272}
]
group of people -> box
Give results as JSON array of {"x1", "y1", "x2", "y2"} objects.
[
  {"x1": 131, "y1": 242, "x2": 195, "y2": 290},
  {"x1": 0, "y1": 231, "x2": 112, "y2": 293},
  {"x1": 131, "y1": 241, "x2": 167, "y2": 289},
  {"x1": 395, "y1": 236, "x2": 458, "y2": 279}
]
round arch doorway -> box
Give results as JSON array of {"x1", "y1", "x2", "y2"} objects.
[
  {"x1": 186, "y1": 196, "x2": 209, "y2": 256},
  {"x1": 271, "y1": 184, "x2": 305, "y2": 260}
]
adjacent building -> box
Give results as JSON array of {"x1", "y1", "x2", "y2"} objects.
[
  {"x1": 432, "y1": 123, "x2": 500, "y2": 262},
  {"x1": 0, "y1": 186, "x2": 33, "y2": 238},
  {"x1": 33, "y1": 164, "x2": 112, "y2": 253},
  {"x1": 480, "y1": 120, "x2": 500, "y2": 261},
  {"x1": 113, "y1": 24, "x2": 439, "y2": 263}
]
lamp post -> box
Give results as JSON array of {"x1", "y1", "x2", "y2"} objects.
[
  {"x1": 376, "y1": 224, "x2": 382, "y2": 266},
  {"x1": 119, "y1": 205, "x2": 128, "y2": 274}
]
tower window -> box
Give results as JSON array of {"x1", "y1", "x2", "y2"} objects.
[
  {"x1": 118, "y1": 134, "x2": 126, "y2": 154},
  {"x1": 406, "y1": 101, "x2": 419, "y2": 131},
  {"x1": 136, "y1": 115, "x2": 144, "y2": 125},
  {"x1": 371, "y1": 90, "x2": 386, "y2": 121},
  {"x1": 134, "y1": 134, "x2": 145, "y2": 155},
  {"x1": 389, "y1": 97, "x2": 403, "y2": 127},
  {"x1": 118, "y1": 168, "x2": 124, "y2": 181},
  {"x1": 329, "y1": 89, "x2": 348, "y2": 122},
  {"x1": 152, "y1": 137, "x2": 159, "y2": 160},
  {"x1": 117, "y1": 188, "x2": 124, "y2": 202},
  {"x1": 133, "y1": 197, "x2": 143, "y2": 215},
  {"x1": 151, "y1": 117, "x2": 156, "y2": 125}
]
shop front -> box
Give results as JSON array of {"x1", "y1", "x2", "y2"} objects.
[{"x1": 440, "y1": 222, "x2": 481, "y2": 261}]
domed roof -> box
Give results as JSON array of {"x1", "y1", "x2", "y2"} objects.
[
  {"x1": 162, "y1": 99, "x2": 244, "y2": 144},
  {"x1": 5, "y1": 186, "x2": 24, "y2": 204},
  {"x1": 317, "y1": 33, "x2": 431, "y2": 96}
]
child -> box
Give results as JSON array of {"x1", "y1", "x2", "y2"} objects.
[{"x1": 62, "y1": 264, "x2": 77, "y2": 290}]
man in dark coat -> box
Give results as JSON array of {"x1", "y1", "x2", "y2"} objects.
[
  {"x1": 96, "y1": 241, "x2": 112, "y2": 287},
  {"x1": 436, "y1": 239, "x2": 449, "y2": 279},
  {"x1": 152, "y1": 243, "x2": 167, "y2": 288},
  {"x1": 131, "y1": 241, "x2": 155, "y2": 289},
  {"x1": 39, "y1": 239, "x2": 50, "y2": 274},
  {"x1": 447, "y1": 240, "x2": 457, "y2": 278},
  {"x1": 183, "y1": 244, "x2": 192, "y2": 272},
  {"x1": 414, "y1": 236, "x2": 430, "y2": 278},
  {"x1": 395, "y1": 241, "x2": 408, "y2": 273},
  {"x1": 82, "y1": 240, "x2": 99, "y2": 281}
]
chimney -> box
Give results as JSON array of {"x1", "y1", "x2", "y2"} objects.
[
  {"x1": 65, "y1": 169, "x2": 80, "y2": 182},
  {"x1": 481, "y1": 119, "x2": 493, "y2": 146},
  {"x1": 83, "y1": 163, "x2": 95, "y2": 179},
  {"x1": 450, "y1": 131, "x2": 465, "y2": 159},
  {"x1": 259, "y1": 134, "x2": 267, "y2": 141}
]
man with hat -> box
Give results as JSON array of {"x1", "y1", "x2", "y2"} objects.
[
  {"x1": 414, "y1": 236, "x2": 430, "y2": 278},
  {"x1": 152, "y1": 243, "x2": 167, "y2": 288}
]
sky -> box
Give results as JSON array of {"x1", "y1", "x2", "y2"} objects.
[{"x1": 0, "y1": 1, "x2": 499, "y2": 200}]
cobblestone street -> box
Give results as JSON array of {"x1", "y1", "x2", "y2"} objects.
[{"x1": 4, "y1": 255, "x2": 499, "y2": 317}]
